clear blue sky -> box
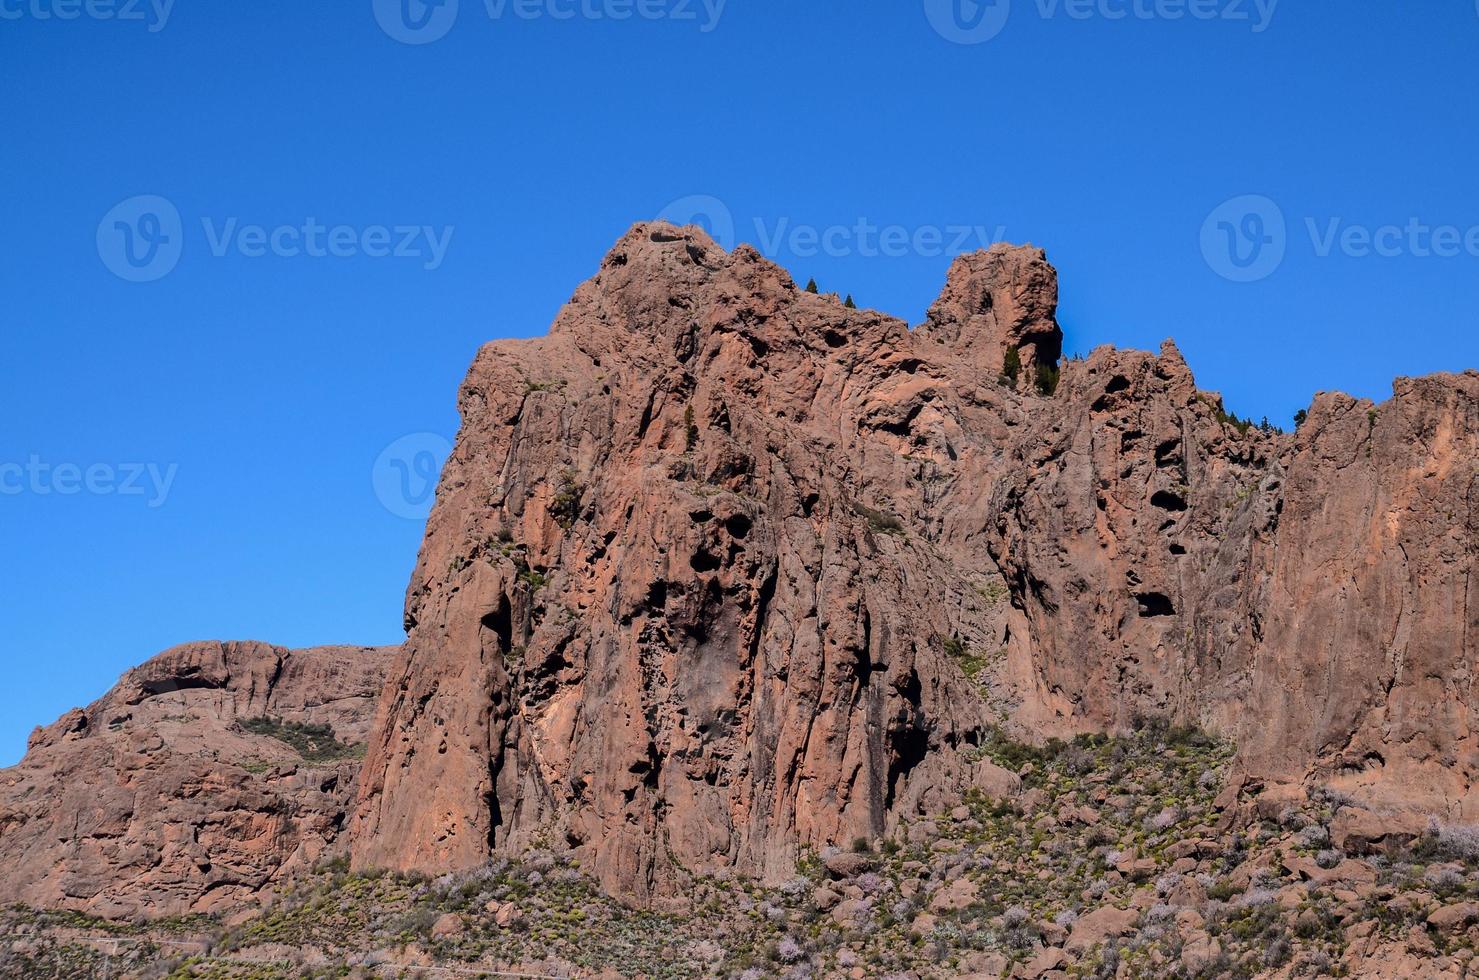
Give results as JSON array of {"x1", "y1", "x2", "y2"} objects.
[{"x1": 2, "y1": 2, "x2": 1477, "y2": 765}]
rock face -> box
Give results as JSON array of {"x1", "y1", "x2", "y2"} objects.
[
  {"x1": 0, "y1": 641, "x2": 395, "y2": 918},
  {"x1": 349, "y1": 221, "x2": 1477, "y2": 901},
  {"x1": 920, "y1": 243, "x2": 1062, "y2": 385},
  {"x1": 1251, "y1": 377, "x2": 1479, "y2": 819},
  {"x1": 5, "y1": 222, "x2": 1473, "y2": 920}
]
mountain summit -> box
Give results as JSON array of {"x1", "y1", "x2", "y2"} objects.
[
  {"x1": 347, "y1": 221, "x2": 1479, "y2": 900},
  {"x1": 3, "y1": 222, "x2": 1477, "y2": 976}
]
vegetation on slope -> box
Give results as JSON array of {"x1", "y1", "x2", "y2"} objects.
[{"x1": 8, "y1": 724, "x2": 1479, "y2": 977}]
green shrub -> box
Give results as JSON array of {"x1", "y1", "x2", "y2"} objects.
[
  {"x1": 240, "y1": 717, "x2": 364, "y2": 764},
  {"x1": 1198, "y1": 394, "x2": 1255, "y2": 435},
  {"x1": 684, "y1": 405, "x2": 699, "y2": 451},
  {"x1": 852, "y1": 502, "x2": 905, "y2": 536},
  {"x1": 1000, "y1": 346, "x2": 1021, "y2": 385},
  {"x1": 1034, "y1": 363, "x2": 1060, "y2": 396},
  {"x1": 1207, "y1": 879, "x2": 1239, "y2": 902},
  {"x1": 549, "y1": 469, "x2": 582, "y2": 528}
]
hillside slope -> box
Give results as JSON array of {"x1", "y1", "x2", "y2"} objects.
[{"x1": 0, "y1": 641, "x2": 395, "y2": 918}]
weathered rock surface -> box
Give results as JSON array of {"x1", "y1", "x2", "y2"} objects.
[
  {"x1": 348, "y1": 221, "x2": 1478, "y2": 902},
  {"x1": 5, "y1": 220, "x2": 1474, "y2": 925},
  {"x1": 1065, "y1": 904, "x2": 1140, "y2": 953},
  {"x1": 0, "y1": 641, "x2": 395, "y2": 918}
]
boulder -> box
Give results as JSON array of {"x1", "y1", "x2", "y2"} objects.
[
  {"x1": 1428, "y1": 903, "x2": 1479, "y2": 932},
  {"x1": 823, "y1": 852, "x2": 873, "y2": 880},
  {"x1": 1066, "y1": 906, "x2": 1140, "y2": 953},
  {"x1": 431, "y1": 913, "x2": 464, "y2": 938}
]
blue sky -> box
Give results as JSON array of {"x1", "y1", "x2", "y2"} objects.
[{"x1": 2, "y1": 1, "x2": 1477, "y2": 765}]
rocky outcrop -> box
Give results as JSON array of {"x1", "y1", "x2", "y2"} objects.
[
  {"x1": 5, "y1": 222, "x2": 1472, "y2": 922},
  {"x1": 919, "y1": 242, "x2": 1062, "y2": 384},
  {"x1": 1249, "y1": 376, "x2": 1479, "y2": 822},
  {"x1": 351, "y1": 228, "x2": 1023, "y2": 900},
  {"x1": 0, "y1": 641, "x2": 395, "y2": 919},
  {"x1": 349, "y1": 221, "x2": 1478, "y2": 902}
]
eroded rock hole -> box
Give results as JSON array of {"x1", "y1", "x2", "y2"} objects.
[
  {"x1": 1150, "y1": 490, "x2": 1188, "y2": 512},
  {"x1": 690, "y1": 549, "x2": 722, "y2": 573},
  {"x1": 645, "y1": 580, "x2": 668, "y2": 611},
  {"x1": 482, "y1": 596, "x2": 513, "y2": 655},
  {"x1": 1135, "y1": 592, "x2": 1176, "y2": 617},
  {"x1": 1154, "y1": 439, "x2": 1183, "y2": 468}
]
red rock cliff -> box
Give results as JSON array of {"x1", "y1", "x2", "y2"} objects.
[
  {"x1": 0, "y1": 641, "x2": 395, "y2": 918},
  {"x1": 349, "y1": 222, "x2": 1478, "y2": 899}
]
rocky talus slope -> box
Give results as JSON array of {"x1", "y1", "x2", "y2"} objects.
[
  {"x1": 350, "y1": 222, "x2": 1478, "y2": 903},
  {"x1": 0, "y1": 641, "x2": 395, "y2": 919},
  {"x1": 10, "y1": 726, "x2": 1479, "y2": 978}
]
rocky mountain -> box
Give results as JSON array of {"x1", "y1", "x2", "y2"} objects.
[
  {"x1": 1, "y1": 221, "x2": 1475, "y2": 977},
  {"x1": 0, "y1": 641, "x2": 395, "y2": 919},
  {"x1": 348, "y1": 222, "x2": 1477, "y2": 903}
]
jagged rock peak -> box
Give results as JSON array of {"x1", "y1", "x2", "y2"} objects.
[
  {"x1": 920, "y1": 242, "x2": 1063, "y2": 383},
  {"x1": 350, "y1": 222, "x2": 1477, "y2": 908},
  {"x1": 549, "y1": 222, "x2": 1066, "y2": 382}
]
